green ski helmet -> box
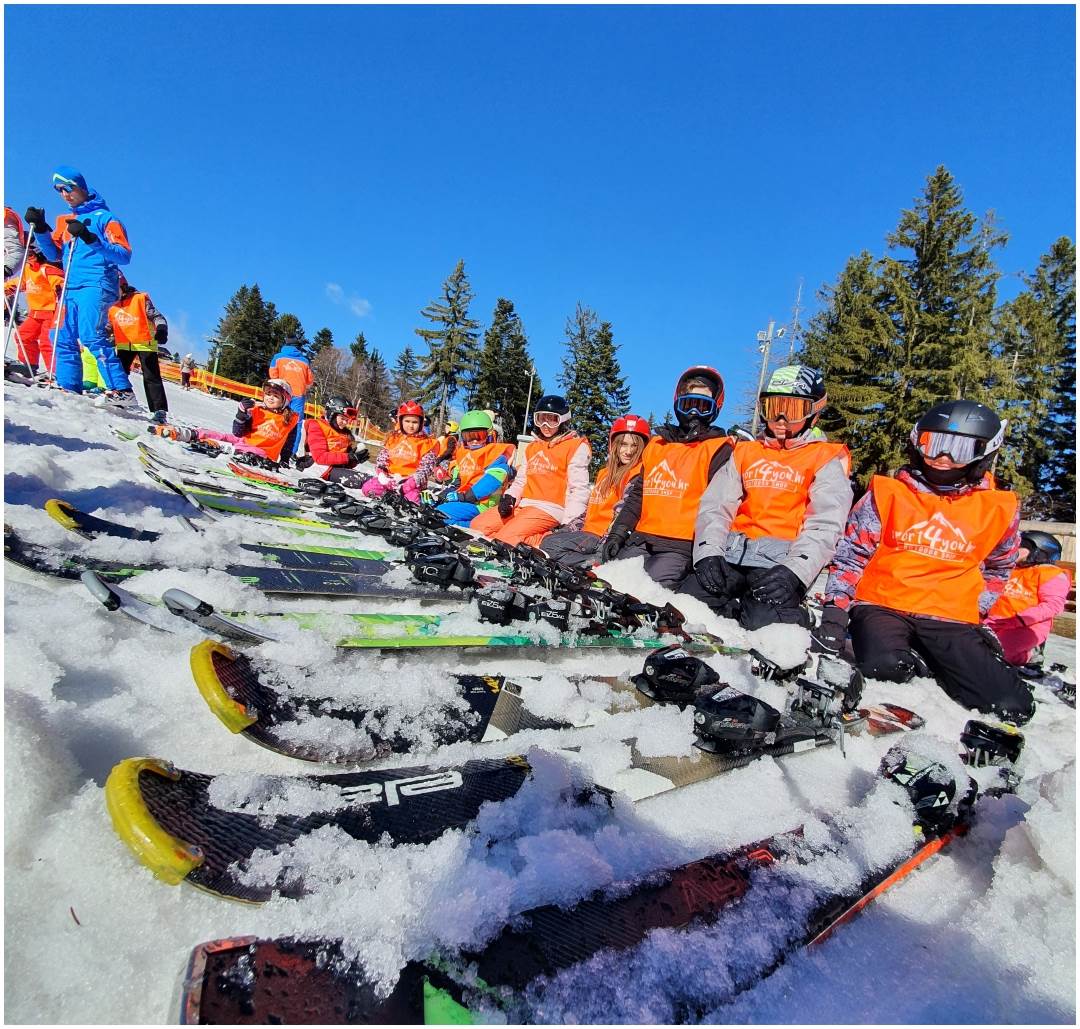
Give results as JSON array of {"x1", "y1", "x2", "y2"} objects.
[
  {"x1": 759, "y1": 364, "x2": 827, "y2": 440},
  {"x1": 458, "y1": 410, "x2": 495, "y2": 450}
]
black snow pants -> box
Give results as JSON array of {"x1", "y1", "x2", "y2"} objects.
[
  {"x1": 618, "y1": 533, "x2": 695, "y2": 588},
  {"x1": 119, "y1": 350, "x2": 168, "y2": 414},
  {"x1": 850, "y1": 604, "x2": 1035, "y2": 725}
]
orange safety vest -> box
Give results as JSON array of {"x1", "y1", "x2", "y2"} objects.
[
  {"x1": 637, "y1": 435, "x2": 730, "y2": 540},
  {"x1": 109, "y1": 292, "x2": 155, "y2": 352},
  {"x1": 730, "y1": 440, "x2": 850, "y2": 541},
  {"x1": 244, "y1": 406, "x2": 298, "y2": 462},
  {"x1": 583, "y1": 463, "x2": 642, "y2": 536},
  {"x1": 384, "y1": 432, "x2": 437, "y2": 477},
  {"x1": 855, "y1": 476, "x2": 1018, "y2": 623},
  {"x1": 454, "y1": 442, "x2": 516, "y2": 492},
  {"x1": 269, "y1": 355, "x2": 314, "y2": 399},
  {"x1": 19, "y1": 260, "x2": 64, "y2": 314},
  {"x1": 988, "y1": 564, "x2": 1070, "y2": 620},
  {"x1": 314, "y1": 419, "x2": 353, "y2": 456},
  {"x1": 521, "y1": 434, "x2": 590, "y2": 504}
]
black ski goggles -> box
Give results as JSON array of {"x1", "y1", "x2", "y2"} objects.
[{"x1": 674, "y1": 393, "x2": 717, "y2": 418}]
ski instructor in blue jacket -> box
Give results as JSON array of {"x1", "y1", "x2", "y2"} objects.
[{"x1": 24, "y1": 166, "x2": 135, "y2": 398}]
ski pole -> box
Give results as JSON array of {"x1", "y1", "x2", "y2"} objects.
[
  {"x1": 47, "y1": 236, "x2": 78, "y2": 380},
  {"x1": 3, "y1": 225, "x2": 35, "y2": 363}
]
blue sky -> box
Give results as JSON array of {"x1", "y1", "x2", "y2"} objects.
[{"x1": 5, "y1": 5, "x2": 1075, "y2": 422}]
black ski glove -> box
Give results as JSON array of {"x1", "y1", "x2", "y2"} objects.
[
  {"x1": 497, "y1": 494, "x2": 517, "y2": 518},
  {"x1": 294, "y1": 455, "x2": 315, "y2": 471},
  {"x1": 154, "y1": 324, "x2": 168, "y2": 345},
  {"x1": 748, "y1": 565, "x2": 804, "y2": 607},
  {"x1": 599, "y1": 525, "x2": 631, "y2": 563},
  {"x1": 66, "y1": 218, "x2": 99, "y2": 245},
  {"x1": 694, "y1": 555, "x2": 738, "y2": 599},
  {"x1": 24, "y1": 207, "x2": 50, "y2": 234},
  {"x1": 811, "y1": 604, "x2": 850, "y2": 654}
]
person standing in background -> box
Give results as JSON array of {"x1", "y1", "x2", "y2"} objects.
[
  {"x1": 269, "y1": 335, "x2": 314, "y2": 460},
  {"x1": 5, "y1": 244, "x2": 63, "y2": 374},
  {"x1": 107, "y1": 272, "x2": 169, "y2": 422},
  {"x1": 24, "y1": 166, "x2": 135, "y2": 400},
  {"x1": 180, "y1": 353, "x2": 196, "y2": 390}
]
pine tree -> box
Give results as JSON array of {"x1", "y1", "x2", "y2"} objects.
[
  {"x1": 350, "y1": 331, "x2": 369, "y2": 364},
  {"x1": 310, "y1": 327, "x2": 334, "y2": 358},
  {"x1": 991, "y1": 237, "x2": 1075, "y2": 517},
  {"x1": 473, "y1": 298, "x2": 540, "y2": 440},
  {"x1": 210, "y1": 284, "x2": 280, "y2": 386},
  {"x1": 361, "y1": 348, "x2": 394, "y2": 427},
  {"x1": 274, "y1": 313, "x2": 309, "y2": 353},
  {"x1": 799, "y1": 253, "x2": 896, "y2": 481},
  {"x1": 557, "y1": 303, "x2": 630, "y2": 470},
  {"x1": 391, "y1": 346, "x2": 421, "y2": 407},
  {"x1": 415, "y1": 259, "x2": 481, "y2": 428}
]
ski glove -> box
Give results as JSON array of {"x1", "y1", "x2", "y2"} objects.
[
  {"x1": 599, "y1": 526, "x2": 631, "y2": 563},
  {"x1": 66, "y1": 218, "x2": 99, "y2": 245},
  {"x1": 294, "y1": 455, "x2": 315, "y2": 471},
  {"x1": 154, "y1": 324, "x2": 168, "y2": 345},
  {"x1": 443, "y1": 488, "x2": 477, "y2": 506},
  {"x1": 24, "y1": 208, "x2": 50, "y2": 234},
  {"x1": 811, "y1": 604, "x2": 849, "y2": 654},
  {"x1": 748, "y1": 565, "x2": 804, "y2": 607},
  {"x1": 497, "y1": 494, "x2": 517, "y2": 518},
  {"x1": 694, "y1": 555, "x2": 738, "y2": 599}
]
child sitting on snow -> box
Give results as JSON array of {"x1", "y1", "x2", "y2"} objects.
[
  {"x1": 150, "y1": 378, "x2": 298, "y2": 463},
  {"x1": 360, "y1": 399, "x2": 439, "y2": 504}
]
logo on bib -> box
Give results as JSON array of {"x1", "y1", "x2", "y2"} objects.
[
  {"x1": 643, "y1": 459, "x2": 689, "y2": 497},
  {"x1": 527, "y1": 449, "x2": 559, "y2": 474},
  {"x1": 894, "y1": 512, "x2": 975, "y2": 561},
  {"x1": 742, "y1": 458, "x2": 806, "y2": 492}
]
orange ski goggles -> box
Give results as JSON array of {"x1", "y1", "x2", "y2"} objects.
[{"x1": 759, "y1": 394, "x2": 822, "y2": 423}]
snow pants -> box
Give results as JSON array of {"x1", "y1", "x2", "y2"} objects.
[
  {"x1": 181, "y1": 371, "x2": 192, "y2": 389},
  {"x1": 850, "y1": 604, "x2": 1035, "y2": 724},
  {"x1": 436, "y1": 500, "x2": 485, "y2": 527},
  {"x1": 287, "y1": 396, "x2": 305, "y2": 456},
  {"x1": 195, "y1": 428, "x2": 272, "y2": 459},
  {"x1": 616, "y1": 533, "x2": 694, "y2": 589},
  {"x1": 542, "y1": 529, "x2": 602, "y2": 568},
  {"x1": 470, "y1": 504, "x2": 559, "y2": 548},
  {"x1": 118, "y1": 350, "x2": 168, "y2": 414},
  {"x1": 678, "y1": 561, "x2": 811, "y2": 630},
  {"x1": 361, "y1": 474, "x2": 421, "y2": 504},
  {"x1": 54, "y1": 285, "x2": 131, "y2": 393},
  {"x1": 15, "y1": 311, "x2": 56, "y2": 371}
]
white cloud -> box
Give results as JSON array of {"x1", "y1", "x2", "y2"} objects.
[{"x1": 325, "y1": 282, "x2": 372, "y2": 319}]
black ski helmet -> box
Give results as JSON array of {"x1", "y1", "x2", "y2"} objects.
[
  {"x1": 531, "y1": 395, "x2": 571, "y2": 435},
  {"x1": 908, "y1": 400, "x2": 1006, "y2": 488},
  {"x1": 324, "y1": 395, "x2": 353, "y2": 427},
  {"x1": 759, "y1": 364, "x2": 827, "y2": 442},
  {"x1": 1019, "y1": 530, "x2": 1062, "y2": 566},
  {"x1": 673, "y1": 365, "x2": 724, "y2": 431}
]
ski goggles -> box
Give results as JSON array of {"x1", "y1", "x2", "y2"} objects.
[
  {"x1": 912, "y1": 430, "x2": 987, "y2": 464},
  {"x1": 759, "y1": 394, "x2": 820, "y2": 423},
  {"x1": 533, "y1": 412, "x2": 564, "y2": 427},
  {"x1": 461, "y1": 428, "x2": 490, "y2": 448},
  {"x1": 674, "y1": 393, "x2": 717, "y2": 418}
]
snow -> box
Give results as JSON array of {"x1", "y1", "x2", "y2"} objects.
[{"x1": 3, "y1": 376, "x2": 1076, "y2": 1023}]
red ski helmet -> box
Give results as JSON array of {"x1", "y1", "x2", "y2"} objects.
[
  {"x1": 610, "y1": 414, "x2": 652, "y2": 445},
  {"x1": 397, "y1": 399, "x2": 425, "y2": 432}
]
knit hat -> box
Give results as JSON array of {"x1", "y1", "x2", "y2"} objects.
[{"x1": 52, "y1": 166, "x2": 88, "y2": 193}]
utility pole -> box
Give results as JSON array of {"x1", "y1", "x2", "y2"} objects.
[
  {"x1": 787, "y1": 278, "x2": 804, "y2": 362},
  {"x1": 751, "y1": 320, "x2": 776, "y2": 437}
]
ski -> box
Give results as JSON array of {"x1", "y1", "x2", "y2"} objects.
[{"x1": 190, "y1": 639, "x2": 921, "y2": 764}]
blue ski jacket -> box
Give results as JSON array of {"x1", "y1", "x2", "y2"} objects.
[{"x1": 37, "y1": 189, "x2": 131, "y2": 294}]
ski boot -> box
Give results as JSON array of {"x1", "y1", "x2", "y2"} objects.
[
  {"x1": 149, "y1": 410, "x2": 169, "y2": 426},
  {"x1": 880, "y1": 747, "x2": 977, "y2": 835},
  {"x1": 148, "y1": 424, "x2": 196, "y2": 443}
]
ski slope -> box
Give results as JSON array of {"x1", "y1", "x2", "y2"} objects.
[{"x1": 3, "y1": 376, "x2": 1076, "y2": 1023}]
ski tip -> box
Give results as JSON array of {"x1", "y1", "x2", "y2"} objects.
[
  {"x1": 104, "y1": 758, "x2": 204, "y2": 885},
  {"x1": 44, "y1": 498, "x2": 84, "y2": 536},
  {"x1": 189, "y1": 641, "x2": 259, "y2": 734},
  {"x1": 80, "y1": 570, "x2": 122, "y2": 611}
]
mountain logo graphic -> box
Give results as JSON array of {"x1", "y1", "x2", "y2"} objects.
[
  {"x1": 895, "y1": 512, "x2": 974, "y2": 560},
  {"x1": 643, "y1": 459, "x2": 688, "y2": 496},
  {"x1": 742, "y1": 458, "x2": 806, "y2": 491},
  {"x1": 527, "y1": 449, "x2": 559, "y2": 474}
]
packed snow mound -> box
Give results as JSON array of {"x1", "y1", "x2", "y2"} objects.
[{"x1": 3, "y1": 376, "x2": 1076, "y2": 1023}]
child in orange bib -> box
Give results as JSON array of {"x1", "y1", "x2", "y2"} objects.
[{"x1": 361, "y1": 400, "x2": 438, "y2": 504}]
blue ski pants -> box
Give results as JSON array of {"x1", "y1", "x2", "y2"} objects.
[
  {"x1": 288, "y1": 396, "x2": 306, "y2": 455},
  {"x1": 54, "y1": 285, "x2": 132, "y2": 393},
  {"x1": 435, "y1": 500, "x2": 484, "y2": 526}
]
